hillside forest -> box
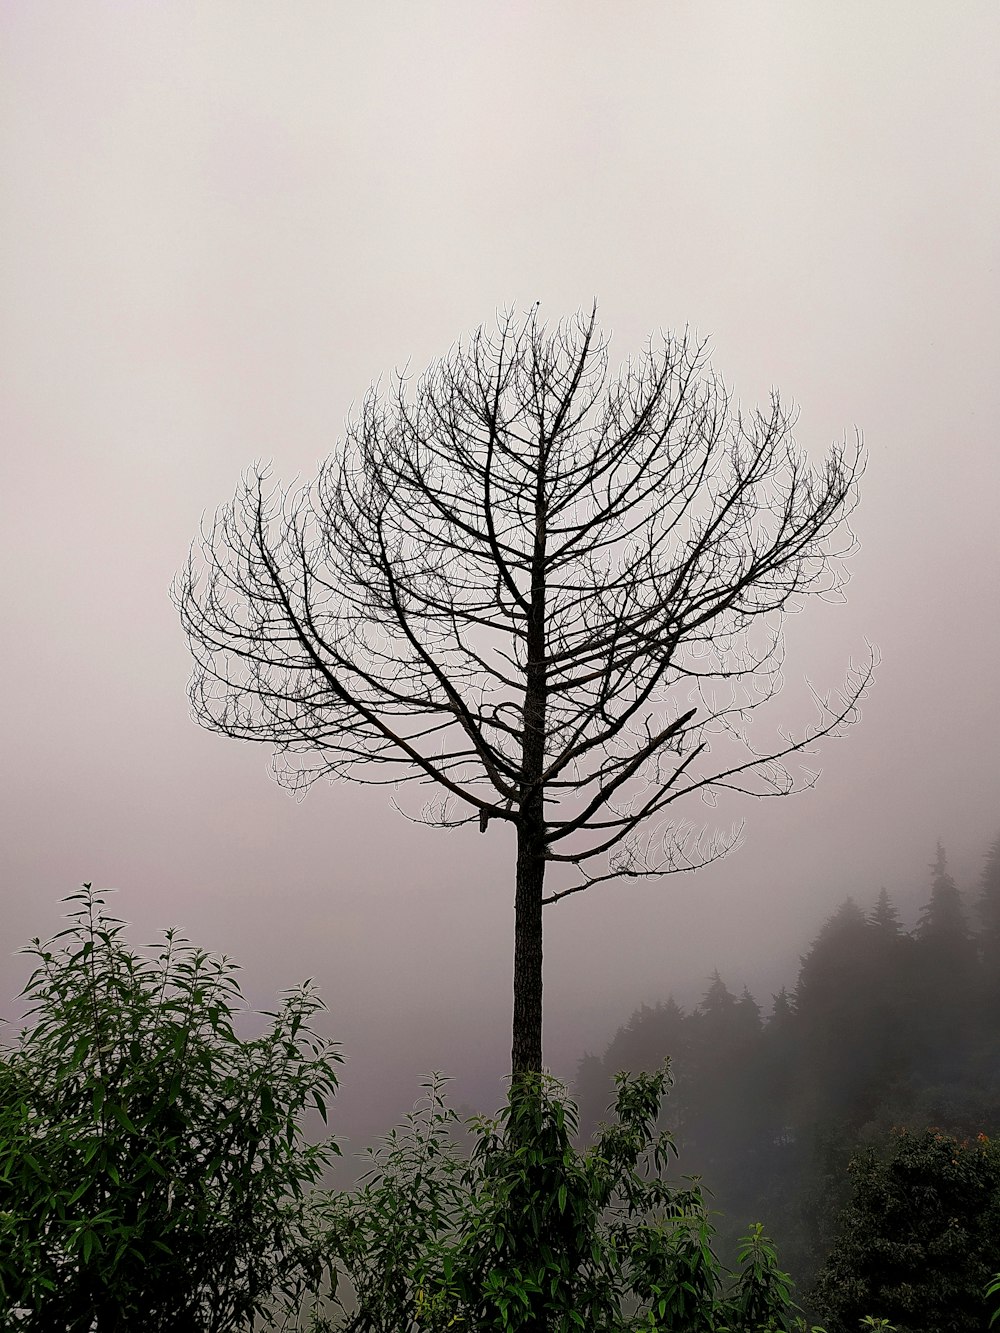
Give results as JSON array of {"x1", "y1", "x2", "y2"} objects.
[{"x1": 573, "y1": 834, "x2": 1000, "y2": 1296}]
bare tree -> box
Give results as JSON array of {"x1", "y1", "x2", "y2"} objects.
[{"x1": 175, "y1": 307, "x2": 872, "y2": 1077}]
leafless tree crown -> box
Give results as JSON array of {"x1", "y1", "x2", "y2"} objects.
[{"x1": 176, "y1": 307, "x2": 871, "y2": 903}]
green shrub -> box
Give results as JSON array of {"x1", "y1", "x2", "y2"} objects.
[
  {"x1": 0, "y1": 885, "x2": 341, "y2": 1331},
  {"x1": 812, "y1": 1127, "x2": 1000, "y2": 1333},
  {"x1": 321, "y1": 1064, "x2": 802, "y2": 1332}
]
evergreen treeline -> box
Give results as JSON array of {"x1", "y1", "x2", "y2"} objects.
[{"x1": 574, "y1": 834, "x2": 1000, "y2": 1292}]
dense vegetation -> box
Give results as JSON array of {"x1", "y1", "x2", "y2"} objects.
[
  {"x1": 322, "y1": 1068, "x2": 801, "y2": 1331},
  {"x1": 0, "y1": 888, "x2": 340, "y2": 1329},
  {"x1": 3, "y1": 844, "x2": 1000, "y2": 1329},
  {"x1": 574, "y1": 835, "x2": 1000, "y2": 1300},
  {"x1": 1, "y1": 890, "x2": 815, "y2": 1331},
  {"x1": 813, "y1": 1126, "x2": 1000, "y2": 1332}
]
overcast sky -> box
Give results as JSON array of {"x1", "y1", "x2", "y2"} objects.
[{"x1": 2, "y1": 3, "x2": 998, "y2": 1140}]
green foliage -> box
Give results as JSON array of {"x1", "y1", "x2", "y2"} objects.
[
  {"x1": 4, "y1": 887, "x2": 954, "y2": 1332},
  {"x1": 986, "y1": 1270, "x2": 1000, "y2": 1327},
  {"x1": 0, "y1": 885, "x2": 342, "y2": 1331},
  {"x1": 323, "y1": 1075, "x2": 468, "y2": 1332},
  {"x1": 723, "y1": 1224, "x2": 797, "y2": 1333},
  {"x1": 812, "y1": 1127, "x2": 1000, "y2": 1333},
  {"x1": 322, "y1": 1064, "x2": 803, "y2": 1332}
]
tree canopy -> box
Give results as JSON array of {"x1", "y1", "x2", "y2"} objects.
[{"x1": 177, "y1": 306, "x2": 871, "y2": 1073}]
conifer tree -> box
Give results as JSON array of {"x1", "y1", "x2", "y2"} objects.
[
  {"x1": 699, "y1": 971, "x2": 738, "y2": 1025},
  {"x1": 760, "y1": 988, "x2": 798, "y2": 1133},
  {"x1": 793, "y1": 899, "x2": 877, "y2": 1124},
  {"x1": 916, "y1": 843, "x2": 973, "y2": 957},
  {"x1": 913, "y1": 843, "x2": 977, "y2": 1078},
  {"x1": 869, "y1": 886, "x2": 902, "y2": 935},
  {"x1": 685, "y1": 974, "x2": 765, "y2": 1188},
  {"x1": 575, "y1": 997, "x2": 690, "y2": 1141},
  {"x1": 794, "y1": 898, "x2": 869, "y2": 1024},
  {"x1": 737, "y1": 985, "x2": 763, "y2": 1035},
  {"x1": 769, "y1": 986, "x2": 796, "y2": 1027}
]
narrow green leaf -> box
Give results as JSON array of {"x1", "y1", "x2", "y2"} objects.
[{"x1": 108, "y1": 1103, "x2": 139, "y2": 1134}]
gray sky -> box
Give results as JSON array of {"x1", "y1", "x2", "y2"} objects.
[{"x1": 2, "y1": 3, "x2": 999, "y2": 1138}]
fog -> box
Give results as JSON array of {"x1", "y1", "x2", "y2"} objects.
[{"x1": 2, "y1": 3, "x2": 998, "y2": 1147}]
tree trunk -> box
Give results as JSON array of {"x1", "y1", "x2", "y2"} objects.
[
  {"x1": 511, "y1": 814, "x2": 545, "y2": 1076},
  {"x1": 511, "y1": 441, "x2": 548, "y2": 1078}
]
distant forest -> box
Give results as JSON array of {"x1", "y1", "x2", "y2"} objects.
[{"x1": 573, "y1": 832, "x2": 1000, "y2": 1293}]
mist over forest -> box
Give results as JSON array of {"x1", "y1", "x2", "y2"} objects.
[{"x1": 574, "y1": 834, "x2": 1000, "y2": 1287}]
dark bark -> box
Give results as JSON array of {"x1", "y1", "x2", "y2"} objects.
[
  {"x1": 511, "y1": 816, "x2": 545, "y2": 1076},
  {"x1": 510, "y1": 449, "x2": 549, "y2": 1077}
]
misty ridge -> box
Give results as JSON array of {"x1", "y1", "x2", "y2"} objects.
[
  {"x1": 4, "y1": 307, "x2": 999, "y2": 1333},
  {"x1": 573, "y1": 834, "x2": 1000, "y2": 1301}
]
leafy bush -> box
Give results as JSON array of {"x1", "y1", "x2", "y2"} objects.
[
  {"x1": 321, "y1": 1064, "x2": 803, "y2": 1332},
  {"x1": 0, "y1": 885, "x2": 341, "y2": 1331},
  {"x1": 812, "y1": 1127, "x2": 1000, "y2": 1333}
]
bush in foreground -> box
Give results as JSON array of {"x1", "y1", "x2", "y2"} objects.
[
  {"x1": 321, "y1": 1065, "x2": 805, "y2": 1332},
  {"x1": 0, "y1": 888, "x2": 928, "y2": 1332},
  {"x1": 0, "y1": 886, "x2": 341, "y2": 1331}
]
